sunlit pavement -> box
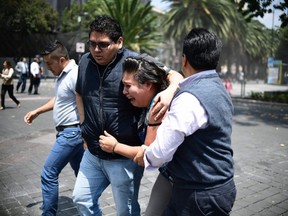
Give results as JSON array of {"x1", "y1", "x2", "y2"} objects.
[{"x1": 0, "y1": 79, "x2": 287, "y2": 215}]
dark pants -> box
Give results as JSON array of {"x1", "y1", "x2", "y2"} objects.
[
  {"x1": 165, "y1": 180, "x2": 236, "y2": 216},
  {"x1": 28, "y1": 75, "x2": 40, "y2": 94},
  {"x1": 16, "y1": 73, "x2": 27, "y2": 93},
  {"x1": 1, "y1": 84, "x2": 20, "y2": 108}
]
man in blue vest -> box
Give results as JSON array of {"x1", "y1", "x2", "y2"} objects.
[{"x1": 136, "y1": 28, "x2": 236, "y2": 215}]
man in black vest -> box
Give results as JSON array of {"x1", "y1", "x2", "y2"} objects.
[{"x1": 72, "y1": 15, "x2": 183, "y2": 216}]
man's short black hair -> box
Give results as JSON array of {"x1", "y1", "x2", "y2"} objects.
[
  {"x1": 183, "y1": 28, "x2": 222, "y2": 71},
  {"x1": 89, "y1": 15, "x2": 122, "y2": 42},
  {"x1": 41, "y1": 40, "x2": 69, "y2": 60}
]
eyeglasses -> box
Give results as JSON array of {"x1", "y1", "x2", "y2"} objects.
[{"x1": 87, "y1": 40, "x2": 113, "y2": 49}]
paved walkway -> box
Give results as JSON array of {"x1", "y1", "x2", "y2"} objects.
[{"x1": 0, "y1": 79, "x2": 287, "y2": 215}]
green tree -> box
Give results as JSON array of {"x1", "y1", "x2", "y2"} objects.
[
  {"x1": 275, "y1": 26, "x2": 288, "y2": 62},
  {"x1": 164, "y1": 0, "x2": 241, "y2": 38},
  {"x1": 243, "y1": 20, "x2": 273, "y2": 79},
  {"x1": 162, "y1": 0, "x2": 277, "y2": 80},
  {"x1": 102, "y1": 0, "x2": 161, "y2": 53},
  {"x1": 235, "y1": 0, "x2": 288, "y2": 28},
  {"x1": 61, "y1": 0, "x2": 162, "y2": 54},
  {"x1": 61, "y1": 0, "x2": 103, "y2": 33},
  {"x1": 0, "y1": 0, "x2": 58, "y2": 34},
  {"x1": 162, "y1": 0, "x2": 245, "y2": 70}
]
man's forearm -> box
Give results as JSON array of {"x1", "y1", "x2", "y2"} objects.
[
  {"x1": 76, "y1": 93, "x2": 84, "y2": 124},
  {"x1": 167, "y1": 70, "x2": 183, "y2": 91}
]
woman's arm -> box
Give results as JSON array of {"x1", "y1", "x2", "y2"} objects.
[
  {"x1": 99, "y1": 131, "x2": 141, "y2": 159},
  {"x1": 1, "y1": 68, "x2": 14, "y2": 79},
  {"x1": 100, "y1": 111, "x2": 162, "y2": 164}
]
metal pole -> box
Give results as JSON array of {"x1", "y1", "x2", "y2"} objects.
[{"x1": 271, "y1": 8, "x2": 275, "y2": 57}]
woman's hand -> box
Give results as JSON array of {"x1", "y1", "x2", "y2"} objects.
[
  {"x1": 133, "y1": 145, "x2": 147, "y2": 167},
  {"x1": 99, "y1": 131, "x2": 118, "y2": 153}
]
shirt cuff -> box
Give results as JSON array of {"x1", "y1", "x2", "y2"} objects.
[{"x1": 144, "y1": 152, "x2": 158, "y2": 171}]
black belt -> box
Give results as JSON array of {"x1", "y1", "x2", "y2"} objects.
[{"x1": 56, "y1": 124, "x2": 79, "y2": 132}]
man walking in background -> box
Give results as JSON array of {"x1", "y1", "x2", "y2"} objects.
[
  {"x1": 28, "y1": 57, "x2": 40, "y2": 95},
  {"x1": 15, "y1": 57, "x2": 28, "y2": 93}
]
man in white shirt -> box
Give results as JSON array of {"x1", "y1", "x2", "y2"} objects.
[
  {"x1": 28, "y1": 57, "x2": 40, "y2": 95},
  {"x1": 135, "y1": 28, "x2": 236, "y2": 216}
]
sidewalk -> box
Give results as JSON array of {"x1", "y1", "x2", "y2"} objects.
[
  {"x1": 229, "y1": 80, "x2": 288, "y2": 98},
  {"x1": 0, "y1": 79, "x2": 287, "y2": 216}
]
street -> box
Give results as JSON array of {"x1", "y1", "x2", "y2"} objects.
[{"x1": 0, "y1": 79, "x2": 287, "y2": 215}]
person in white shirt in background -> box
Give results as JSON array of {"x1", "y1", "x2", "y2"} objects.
[
  {"x1": 15, "y1": 57, "x2": 29, "y2": 93},
  {"x1": 28, "y1": 57, "x2": 40, "y2": 95}
]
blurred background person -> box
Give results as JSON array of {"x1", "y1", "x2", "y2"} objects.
[
  {"x1": 15, "y1": 57, "x2": 28, "y2": 93},
  {"x1": 224, "y1": 78, "x2": 233, "y2": 96},
  {"x1": 1, "y1": 60, "x2": 20, "y2": 110},
  {"x1": 28, "y1": 57, "x2": 40, "y2": 95}
]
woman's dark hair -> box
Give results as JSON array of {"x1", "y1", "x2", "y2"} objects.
[
  {"x1": 4, "y1": 60, "x2": 12, "y2": 68},
  {"x1": 123, "y1": 55, "x2": 168, "y2": 92}
]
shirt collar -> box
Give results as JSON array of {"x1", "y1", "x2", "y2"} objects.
[
  {"x1": 58, "y1": 59, "x2": 76, "y2": 78},
  {"x1": 179, "y1": 69, "x2": 217, "y2": 88}
]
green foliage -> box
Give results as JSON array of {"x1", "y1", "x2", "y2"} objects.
[
  {"x1": 251, "y1": 91, "x2": 288, "y2": 103},
  {"x1": 236, "y1": 0, "x2": 288, "y2": 28},
  {"x1": 61, "y1": 0, "x2": 162, "y2": 54},
  {"x1": 250, "y1": 91, "x2": 264, "y2": 100},
  {"x1": 243, "y1": 20, "x2": 274, "y2": 61},
  {"x1": 61, "y1": 0, "x2": 104, "y2": 33},
  {"x1": 0, "y1": 0, "x2": 58, "y2": 34},
  {"x1": 102, "y1": 0, "x2": 162, "y2": 53},
  {"x1": 163, "y1": 0, "x2": 241, "y2": 39},
  {"x1": 275, "y1": 26, "x2": 288, "y2": 62}
]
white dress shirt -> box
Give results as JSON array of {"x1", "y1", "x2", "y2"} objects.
[
  {"x1": 144, "y1": 70, "x2": 218, "y2": 170},
  {"x1": 30, "y1": 62, "x2": 39, "y2": 76}
]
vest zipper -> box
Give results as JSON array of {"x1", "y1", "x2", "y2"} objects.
[{"x1": 98, "y1": 58, "x2": 116, "y2": 133}]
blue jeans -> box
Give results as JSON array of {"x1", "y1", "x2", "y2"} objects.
[
  {"x1": 41, "y1": 126, "x2": 84, "y2": 216},
  {"x1": 72, "y1": 149, "x2": 144, "y2": 216},
  {"x1": 16, "y1": 73, "x2": 27, "y2": 93},
  {"x1": 165, "y1": 179, "x2": 236, "y2": 216}
]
